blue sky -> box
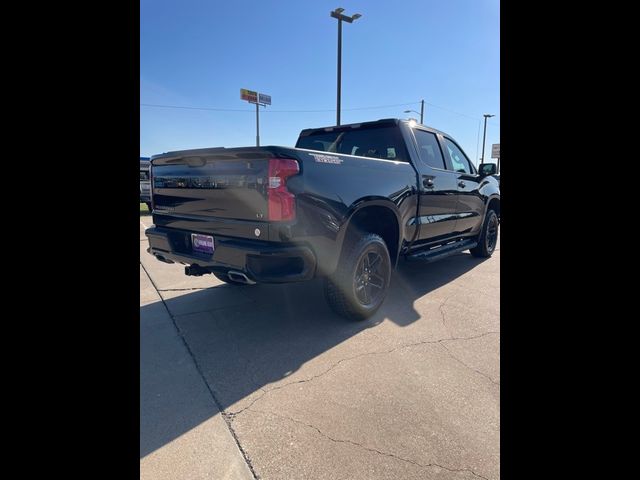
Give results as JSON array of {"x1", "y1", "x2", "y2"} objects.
[{"x1": 141, "y1": 0, "x2": 499, "y2": 165}]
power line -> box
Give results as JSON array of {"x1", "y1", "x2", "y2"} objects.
[
  {"x1": 140, "y1": 101, "x2": 420, "y2": 113},
  {"x1": 423, "y1": 101, "x2": 481, "y2": 121},
  {"x1": 423, "y1": 101, "x2": 500, "y2": 127},
  {"x1": 141, "y1": 104, "x2": 251, "y2": 112},
  {"x1": 140, "y1": 100, "x2": 500, "y2": 125}
]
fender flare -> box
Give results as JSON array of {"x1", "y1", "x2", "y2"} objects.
[
  {"x1": 336, "y1": 197, "x2": 403, "y2": 264},
  {"x1": 484, "y1": 194, "x2": 501, "y2": 219}
]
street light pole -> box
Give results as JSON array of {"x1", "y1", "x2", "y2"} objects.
[
  {"x1": 330, "y1": 8, "x2": 362, "y2": 126},
  {"x1": 337, "y1": 17, "x2": 342, "y2": 126},
  {"x1": 480, "y1": 113, "x2": 495, "y2": 166}
]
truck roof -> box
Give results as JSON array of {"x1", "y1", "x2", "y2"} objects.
[{"x1": 298, "y1": 118, "x2": 451, "y2": 139}]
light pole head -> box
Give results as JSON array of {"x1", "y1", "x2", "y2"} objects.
[
  {"x1": 352, "y1": 13, "x2": 362, "y2": 20},
  {"x1": 483, "y1": 113, "x2": 495, "y2": 119},
  {"x1": 334, "y1": 7, "x2": 345, "y2": 14}
]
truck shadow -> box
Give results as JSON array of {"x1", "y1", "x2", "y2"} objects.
[{"x1": 140, "y1": 252, "x2": 488, "y2": 458}]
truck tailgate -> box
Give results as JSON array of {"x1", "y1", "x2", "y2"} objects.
[
  {"x1": 150, "y1": 146, "x2": 305, "y2": 242},
  {"x1": 151, "y1": 148, "x2": 274, "y2": 220}
]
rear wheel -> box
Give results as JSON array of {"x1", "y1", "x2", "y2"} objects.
[
  {"x1": 213, "y1": 272, "x2": 250, "y2": 286},
  {"x1": 145, "y1": 202, "x2": 152, "y2": 212},
  {"x1": 470, "y1": 209, "x2": 499, "y2": 258},
  {"x1": 324, "y1": 233, "x2": 391, "y2": 321}
]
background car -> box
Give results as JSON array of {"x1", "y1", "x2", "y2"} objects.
[{"x1": 140, "y1": 157, "x2": 151, "y2": 211}]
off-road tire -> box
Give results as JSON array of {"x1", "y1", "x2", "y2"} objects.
[
  {"x1": 469, "y1": 209, "x2": 499, "y2": 258},
  {"x1": 324, "y1": 233, "x2": 391, "y2": 321}
]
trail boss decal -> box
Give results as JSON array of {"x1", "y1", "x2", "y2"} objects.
[{"x1": 310, "y1": 153, "x2": 343, "y2": 165}]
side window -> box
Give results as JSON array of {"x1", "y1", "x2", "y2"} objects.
[
  {"x1": 443, "y1": 138, "x2": 473, "y2": 174},
  {"x1": 413, "y1": 130, "x2": 446, "y2": 169}
]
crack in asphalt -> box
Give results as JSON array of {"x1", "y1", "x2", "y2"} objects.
[
  {"x1": 436, "y1": 298, "x2": 499, "y2": 385},
  {"x1": 247, "y1": 408, "x2": 491, "y2": 480},
  {"x1": 170, "y1": 302, "x2": 258, "y2": 319},
  {"x1": 140, "y1": 261, "x2": 259, "y2": 480},
  {"x1": 438, "y1": 342, "x2": 500, "y2": 386},
  {"x1": 439, "y1": 295, "x2": 454, "y2": 330},
  {"x1": 439, "y1": 296, "x2": 499, "y2": 318},
  {"x1": 157, "y1": 287, "x2": 213, "y2": 292},
  {"x1": 228, "y1": 331, "x2": 500, "y2": 417},
  {"x1": 157, "y1": 286, "x2": 256, "y2": 294}
]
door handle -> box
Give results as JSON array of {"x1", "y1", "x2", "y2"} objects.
[
  {"x1": 458, "y1": 181, "x2": 466, "y2": 188},
  {"x1": 423, "y1": 177, "x2": 434, "y2": 188}
]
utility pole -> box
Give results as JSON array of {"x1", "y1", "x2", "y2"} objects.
[
  {"x1": 404, "y1": 100, "x2": 424, "y2": 124},
  {"x1": 480, "y1": 113, "x2": 495, "y2": 165},
  {"x1": 330, "y1": 8, "x2": 362, "y2": 126}
]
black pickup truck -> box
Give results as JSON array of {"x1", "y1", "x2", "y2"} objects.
[{"x1": 146, "y1": 118, "x2": 500, "y2": 320}]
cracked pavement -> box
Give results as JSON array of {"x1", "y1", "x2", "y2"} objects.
[{"x1": 140, "y1": 215, "x2": 500, "y2": 479}]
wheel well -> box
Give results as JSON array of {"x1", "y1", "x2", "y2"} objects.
[
  {"x1": 345, "y1": 205, "x2": 400, "y2": 266},
  {"x1": 487, "y1": 198, "x2": 500, "y2": 218}
]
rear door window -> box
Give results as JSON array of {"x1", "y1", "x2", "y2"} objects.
[{"x1": 413, "y1": 129, "x2": 446, "y2": 170}]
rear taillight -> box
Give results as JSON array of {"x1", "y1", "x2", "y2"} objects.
[{"x1": 267, "y1": 158, "x2": 299, "y2": 221}]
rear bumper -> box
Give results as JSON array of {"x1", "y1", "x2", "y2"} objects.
[{"x1": 145, "y1": 226, "x2": 316, "y2": 283}]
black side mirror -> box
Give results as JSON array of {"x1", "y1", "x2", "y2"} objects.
[{"x1": 479, "y1": 163, "x2": 497, "y2": 176}]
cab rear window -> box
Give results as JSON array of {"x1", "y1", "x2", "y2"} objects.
[{"x1": 296, "y1": 125, "x2": 408, "y2": 162}]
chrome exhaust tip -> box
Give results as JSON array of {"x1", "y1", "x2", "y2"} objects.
[{"x1": 227, "y1": 270, "x2": 256, "y2": 285}]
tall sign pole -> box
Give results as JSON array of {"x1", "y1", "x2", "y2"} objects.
[
  {"x1": 255, "y1": 101, "x2": 260, "y2": 147},
  {"x1": 241, "y1": 89, "x2": 271, "y2": 147}
]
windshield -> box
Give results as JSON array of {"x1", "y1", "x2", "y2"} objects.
[{"x1": 296, "y1": 125, "x2": 408, "y2": 161}]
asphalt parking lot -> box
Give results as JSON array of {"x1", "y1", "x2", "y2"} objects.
[{"x1": 140, "y1": 212, "x2": 500, "y2": 480}]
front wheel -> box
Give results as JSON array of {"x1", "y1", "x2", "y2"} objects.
[
  {"x1": 470, "y1": 209, "x2": 499, "y2": 258},
  {"x1": 324, "y1": 233, "x2": 391, "y2": 321}
]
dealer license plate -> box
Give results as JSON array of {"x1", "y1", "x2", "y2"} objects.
[{"x1": 191, "y1": 233, "x2": 214, "y2": 255}]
